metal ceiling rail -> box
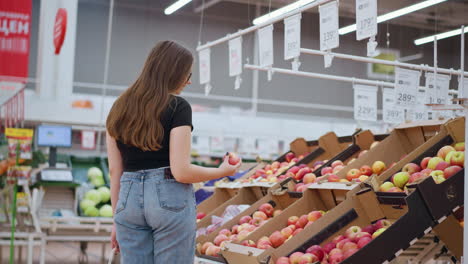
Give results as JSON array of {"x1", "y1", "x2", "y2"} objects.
[
  {"x1": 196, "y1": 0, "x2": 333, "y2": 51},
  {"x1": 244, "y1": 64, "x2": 459, "y2": 95},
  {"x1": 300, "y1": 48, "x2": 468, "y2": 78}
]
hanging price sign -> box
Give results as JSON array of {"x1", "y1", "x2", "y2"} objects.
[
  {"x1": 229, "y1": 37, "x2": 242, "y2": 77},
  {"x1": 199, "y1": 48, "x2": 211, "y2": 85},
  {"x1": 353, "y1": 84, "x2": 377, "y2": 121},
  {"x1": 425, "y1": 72, "x2": 450, "y2": 105},
  {"x1": 411, "y1": 91, "x2": 428, "y2": 121},
  {"x1": 258, "y1": 25, "x2": 274, "y2": 67},
  {"x1": 394, "y1": 68, "x2": 420, "y2": 108},
  {"x1": 319, "y1": 1, "x2": 339, "y2": 51},
  {"x1": 383, "y1": 88, "x2": 405, "y2": 124},
  {"x1": 81, "y1": 130, "x2": 96, "y2": 150},
  {"x1": 356, "y1": 0, "x2": 377, "y2": 41},
  {"x1": 284, "y1": 14, "x2": 301, "y2": 60},
  {"x1": 458, "y1": 77, "x2": 468, "y2": 99}
]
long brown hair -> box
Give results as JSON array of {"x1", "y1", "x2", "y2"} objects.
[{"x1": 106, "y1": 40, "x2": 193, "y2": 151}]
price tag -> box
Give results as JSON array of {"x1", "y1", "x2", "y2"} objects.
[
  {"x1": 199, "y1": 48, "x2": 211, "y2": 85},
  {"x1": 411, "y1": 91, "x2": 428, "y2": 121},
  {"x1": 284, "y1": 14, "x2": 301, "y2": 60},
  {"x1": 356, "y1": 0, "x2": 377, "y2": 40},
  {"x1": 258, "y1": 25, "x2": 274, "y2": 67},
  {"x1": 425, "y1": 73, "x2": 450, "y2": 105},
  {"x1": 229, "y1": 37, "x2": 242, "y2": 77},
  {"x1": 319, "y1": 1, "x2": 339, "y2": 51},
  {"x1": 383, "y1": 88, "x2": 405, "y2": 124},
  {"x1": 394, "y1": 68, "x2": 420, "y2": 108},
  {"x1": 81, "y1": 130, "x2": 96, "y2": 150},
  {"x1": 353, "y1": 84, "x2": 377, "y2": 122}
]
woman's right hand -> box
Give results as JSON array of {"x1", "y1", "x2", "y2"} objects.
[{"x1": 219, "y1": 154, "x2": 242, "y2": 177}]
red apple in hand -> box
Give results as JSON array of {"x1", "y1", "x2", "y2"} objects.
[
  {"x1": 228, "y1": 152, "x2": 241, "y2": 165},
  {"x1": 197, "y1": 212, "x2": 206, "y2": 220},
  {"x1": 259, "y1": 203, "x2": 274, "y2": 217}
]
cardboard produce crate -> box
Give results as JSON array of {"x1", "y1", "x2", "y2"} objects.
[
  {"x1": 221, "y1": 186, "x2": 361, "y2": 264},
  {"x1": 269, "y1": 186, "x2": 436, "y2": 264},
  {"x1": 196, "y1": 188, "x2": 300, "y2": 263},
  {"x1": 197, "y1": 187, "x2": 240, "y2": 218}
]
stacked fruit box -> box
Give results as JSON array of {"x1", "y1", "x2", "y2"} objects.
[{"x1": 217, "y1": 120, "x2": 449, "y2": 263}]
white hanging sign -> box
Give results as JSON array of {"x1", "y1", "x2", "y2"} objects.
[
  {"x1": 353, "y1": 84, "x2": 377, "y2": 122},
  {"x1": 425, "y1": 73, "x2": 450, "y2": 105},
  {"x1": 81, "y1": 130, "x2": 96, "y2": 150},
  {"x1": 356, "y1": 0, "x2": 377, "y2": 41},
  {"x1": 199, "y1": 48, "x2": 211, "y2": 85},
  {"x1": 394, "y1": 68, "x2": 420, "y2": 108},
  {"x1": 383, "y1": 88, "x2": 405, "y2": 124},
  {"x1": 229, "y1": 37, "x2": 242, "y2": 77},
  {"x1": 319, "y1": 1, "x2": 339, "y2": 51},
  {"x1": 284, "y1": 14, "x2": 302, "y2": 61},
  {"x1": 458, "y1": 77, "x2": 468, "y2": 99},
  {"x1": 258, "y1": 25, "x2": 274, "y2": 68},
  {"x1": 411, "y1": 90, "x2": 428, "y2": 121}
]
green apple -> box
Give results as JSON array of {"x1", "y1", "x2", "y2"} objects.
[
  {"x1": 427, "y1": 157, "x2": 444, "y2": 170},
  {"x1": 372, "y1": 228, "x2": 387, "y2": 239},
  {"x1": 379, "y1": 182, "x2": 395, "y2": 192},
  {"x1": 393, "y1": 172, "x2": 410, "y2": 189},
  {"x1": 445, "y1": 151, "x2": 456, "y2": 163},
  {"x1": 430, "y1": 170, "x2": 445, "y2": 184}
]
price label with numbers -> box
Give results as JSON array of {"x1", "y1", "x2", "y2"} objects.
[
  {"x1": 353, "y1": 84, "x2": 377, "y2": 121},
  {"x1": 425, "y1": 72, "x2": 450, "y2": 105},
  {"x1": 411, "y1": 91, "x2": 428, "y2": 121},
  {"x1": 356, "y1": 0, "x2": 377, "y2": 40},
  {"x1": 383, "y1": 88, "x2": 405, "y2": 124},
  {"x1": 258, "y1": 25, "x2": 274, "y2": 67},
  {"x1": 284, "y1": 14, "x2": 301, "y2": 60},
  {"x1": 229, "y1": 37, "x2": 242, "y2": 77},
  {"x1": 394, "y1": 68, "x2": 420, "y2": 108},
  {"x1": 319, "y1": 1, "x2": 339, "y2": 51},
  {"x1": 199, "y1": 48, "x2": 211, "y2": 84}
]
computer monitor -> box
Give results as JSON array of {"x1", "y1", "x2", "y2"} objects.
[{"x1": 37, "y1": 125, "x2": 72, "y2": 167}]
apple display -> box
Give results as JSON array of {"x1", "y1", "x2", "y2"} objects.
[
  {"x1": 346, "y1": 169, "x2": 361, "y2": 181},
  {"x1": 449, "y1": 151, "x2": 465, "y2": 167},
  {"x1": 392, "y1": 172, "x2": 410, "y2": 188},
  {"x1": 379, "y1": 182, "x2": 395, "y2": 192},
  {"x1": 259, "y1": 203, "x2": 274, "y2": 217},
  {"x1": 428, "y1": 157, "x2": 445, "y2": 170}
]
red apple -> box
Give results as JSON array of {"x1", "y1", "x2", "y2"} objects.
[
  {"x1": 295, "y1": 167, "x2": 312, "y2": 181},
  {"x1": 357, "y1": 236, "x2": 372, "y2": 248},
  {"x1": 276, "y1": 257, "x2": 290, "y2": 264},
  {"x1": 269, "y1": 231, "x2": 286, "y2": 248},
  {"x1": 373, "y1": 219, "x2": 391, "y2": 230},
  {"x1": 218, "y1": 229, "x2": 231, "y2": 237},
  {"x1": 346, "y1": 169, "x2": 361, "y2": 181},
  {"x1": 259, "y1": 203, "x2": 274, "y2": 217},
  {"x1": 197, "y1": 212, "x2": 206, "y2": 220},
  {"x1": 321, "y1": 167, "x2": 333, "y2": 176},
  {"x1": 449, "y1": 151, "x2": 465, "y2": 167},
  {"x1": 444, "y1": 165, "x2": 463, "y2": 179},
  {"x1": 237, "y1": 230, "x2": 250, "y2": 241},
  {"x1": 273, "y1": 209, "x2": 283, "y2": 217},
  {"x1": 454, "y1": 142, "x2": 465, "y2": 151},
  {"x1": 239, "y1": 215, "x2": 252, "y2": 225},
  {"x1": 288, "y1": 216, "x2": 299, "y2": 226},
  {"x1": 402, "y1": 163, "x2": 421, "y2": 174},
  {"x1": 306, "y1": 245, "x2": 326, "y2": 261},
  {"x1": 285, "y1": 152, "x2": 295, "y2": 162},
  {"x1": 331, "y1": 160, "x2": 344, "y2": 168},
  {"x1": 290, "y1": 252, "x2": 305, "y2": 264},
  {"x1": 341, "y1": 242, "x2": 358, "y2": 252},
  {"x1": 328, "y1": 252, "x2": 344, "y2": 264},
  {"x1": 299, "y1": 253, "x2": 318, "y2": 264},
  {"x1": 360, "y1": 165, "x2": 373, "y2": 176},
  {"x1": 201, "y1": 242, "x2": 214, "y2": 254},
  {"x1": 361, "y1": 225, "x2": 375, "y2": 234},
  {"x1": 253, "y1": 211, "x2": 268, "y2": 221},
  {"x1": 355, "y1": 232, "x2": 372, "y2": 240},
  {"x1": 288, "y1": 166, "x2": 301, "y2": 175},
  {"x1": 336, "y1": 238, "x2": 351, "y2": 249},
  {"x1": 257, "y1": 240, "x2": 273, "y2": 249},
  {"x1": 329, "y1": 248, "x2": 342, "y2": 256},
  {"x1": 281, "y1": 226, "x2": 294, "y2": 238},
  {"x1": 322, "y1": 242, "x2": 336, "y2": 254},
  {"x1": 292, "y1": 228, "x2": 303, "y2": 236},
  {"x1": 242, "y1": 240, "x2": 257, "y2": 248},
  {"x1": 231, "y1": 225, "x2": 239, "y2": 234},
  {"x1": 437, "y1": 145, "x2": 456, "y2": 159},
  {"x1": 205, "y1": 245, "x2": 221, "y2": 257},
  {"x1": 372, "y1": 161, "x2": 386, "y2": 175},
  {"x1": 250, "y1": 218, "x2": 262, "y2": 227},
  {"x1": 295, "y1": 215, "x2": 309, "y2": 229},
  {"x1": 228, "y1": 152, "x2": 241, "y2": 165},
  {"x1": 420, "y1": 169, "x2": 433, "y2": 177},
  {"x1": 303, "y1": 173, "x2": 317, "y2": 184},
  {"x1": 428, "y1": 157, "x2": 445, "y2": 170},
  {"x1": 327, "y1": 174, "x2": 340, "y2": 182},
  {"x1": 343, "y1": 248, "x2": 358, "y2": 259},
  {"x1": 435, "y1": 161, "x2": 450, "y2": 171},
  {"x1": 332, "y1": 165, "x2": 344, "y2": 174},
  {"x1": 296, "y1": 184, "x2": 308, "y2": 192},
  {"x1": 345, "y1": 226, "x2": 362, "y2": 241},
  {"x1": 420, "y1": 157, "x2": 431, "y2": 169},
  {"x1": 408, "y1": 172, "x2": 424, "y2": 184},
  {"x1": 307, "y1": 211, "x2": 323, "y2": 222},
  {"x1": 332, "y1": 235, "x2": 346, "y2": 244}
]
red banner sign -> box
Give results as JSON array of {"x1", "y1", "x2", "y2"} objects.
[
  {"x1": 53, "y1": 8, "x2": 67, "y2": 55},
  {"x1": 0, "y1": 0, "x2": 32, "y2": 81}
]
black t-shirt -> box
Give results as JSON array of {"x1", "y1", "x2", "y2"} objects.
[{"x1": 116, "y1": 96, "x2": 193, "y2": 172}]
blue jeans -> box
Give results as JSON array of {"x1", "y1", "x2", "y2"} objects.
[{"x1": 114, "y1": 168, "x2": 196, "y2": 264}]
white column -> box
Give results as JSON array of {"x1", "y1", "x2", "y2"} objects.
[{"x1": 35, "y1": 0, "x2": 78, "y2": 100}]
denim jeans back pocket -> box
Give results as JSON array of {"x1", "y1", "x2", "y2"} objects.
[
  {"x1": 156, "y1": 180, "x2": 190, "y2": 212},
  {"x1": 115, "y1": 181, "x2": 133, "y2": 214}
]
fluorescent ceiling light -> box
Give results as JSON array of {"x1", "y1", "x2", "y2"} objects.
[
  {"x1": 253, "y1": 0, "x2": 316, "y2": 25},
  {"x1": 414, "y1": 26, "x2": 468, "y2": 45},
  {"x1": 164, "y1": 0, "x2": 192, "y2": 15},
  {"x1": 339, "y1": 0, "x2": 447, "y2": 35}
]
